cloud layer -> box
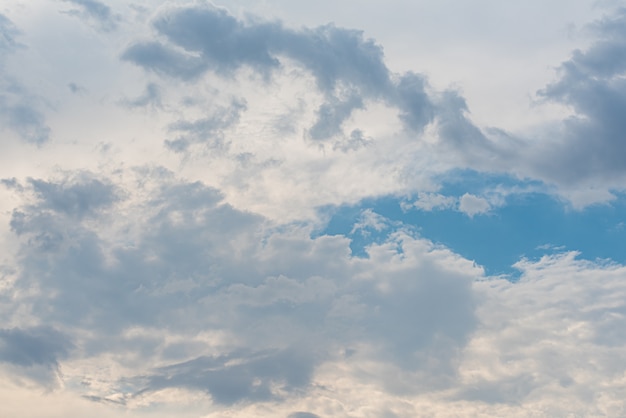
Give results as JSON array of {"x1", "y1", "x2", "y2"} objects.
[{"x1": 2, "y1": 1, "x2": 626, "y2": 417}]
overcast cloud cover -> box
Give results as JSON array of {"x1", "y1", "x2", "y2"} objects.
[{"x1": 2, "y1": 0, "x2": 626, "y2": 416}]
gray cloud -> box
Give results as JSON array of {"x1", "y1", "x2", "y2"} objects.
[
  {"x1": 122, "y1": 4, "x2": 435, "y2": 139},
  {"x1": 0, "y1": 100, "x2": 51, "y2": 145},
  {"x1": 533, "y1": 9, "x2": 626, "y2": 185},
  {"x1": 0, "y1": 326, "x2": 72, "y2": 368},
  {"x1": 122, "y1": 41, "x2": 208, "y2": 80},
  {"x1": 26, "y1": 176, "x2": 119, "y2": 219},
  {"x1": 0, "y1": 326, "x2": 73, "y2": 387},
  {"x1": 4, "y1": 168, "x2": 479, "y2": 402},
  {"x1": 396, "y1": 72, "x2": 435, "y2": 132},
  {"x1": 150, "y1": 5, "x2": 280, "y2": 78},
  {"x1": 412, "y1": 7, "x2": 626, "y2": 196},
  {"x1": 309, "y1": 92, "x2": 363, "y2": 140}
]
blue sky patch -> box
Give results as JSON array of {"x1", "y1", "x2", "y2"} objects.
[{"x1": 318, "y1": 172, "x2": 626, "y2": 277}]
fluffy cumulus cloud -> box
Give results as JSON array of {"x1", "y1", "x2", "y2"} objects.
[{"x1": 2, "y1": 0, "x2": 626, "y2": 417}]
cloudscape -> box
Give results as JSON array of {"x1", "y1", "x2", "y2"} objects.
[{"x1": 2, "y1": 1, "x2": 626, "y2": 416}]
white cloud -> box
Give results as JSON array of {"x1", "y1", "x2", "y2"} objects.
[
  {"x1": 458, "y1": 193, "x2": 491, "y2": 217},
  {"x1": 350, "y1": 209, "x2": 390, "y2": 234},
  {"x1": 411, "y1": 192, "x2": 458, "y2": 211}
]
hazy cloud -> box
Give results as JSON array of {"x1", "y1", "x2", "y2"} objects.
[
  {"x1": 165, "y1": 99, "x2": 246, "y2": 151},
  {"x1": 0, "y1": 13, "x2": 20, "y2": 57},
  {"x1": 121, "y1": 82, "x2": 162, "y2": 108},
  {"x1": 62, "y1": 0, "x2": 121, "y2": 32},
  {"x1": 0, "y1": 100, "x2": 51, "y2": 145},
  {"x1": 0, "y1": 14, "x2": 50, "y2": 144}
]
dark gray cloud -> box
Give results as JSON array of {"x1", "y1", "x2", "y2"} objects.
[
  {"x1": 533, "y1": 9, "x2": 626, "y2": 184},
  {"x1": 0, "y1": 326, "x2": 73, "y2": 386},
  {"x1": 62, "y1": 0, "x2": 121, "y2": 32},
  {"x1": 122, "y1": 4, "x2": 435, "y2": 139},
  {"x1": 0, "y1": 326, "x2": 72, "y2": 368}
]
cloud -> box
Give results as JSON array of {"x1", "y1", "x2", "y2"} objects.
[
  {"x1": 2, "y1": 167, "x2": 479, "y2": 405},
  {"x1": 288, "y1": 413, "x2": 320, "y2": 418},
  {"x1": 121, "y1": 41, "x2": 209, "y2": 81},
  {"x1": 454, "y1": 252, "x2": 626, "y2": 414},
  {"x1": 137, "y1": 348, "x2": 316, "y2": 405},
  {"x1": 0, "y1": 100, "x2": 51, "y2": 145},
  {"x1": 458, "y1": 193, "x2": 491, "y2": 217},
  {"x1": 164, "y1": 99, "x2": 247, "y2": 152},
  {"x1": 410, "y1": 192, "x2": 457, "y2": 211},
  {"x1": 0, "y1": 14, "x2": 50, "y2": 145},
  {"x1": 0, "y1": 326, "x2": 73, "y2": 386},
  {"x1": 122, "y1": 3, "x2": 435, "y2": 139},
  {"x1": 0, "y1": 326, "x2": 72, "y2": 368},
  {"x1": 396, "y1": 72, "x2": 435, "y2": 132},
  {"x1": 120, "y1": 83, "x2": 162, "y2": 108},
  {"x1": 4, "y1": 2, "x2": 626, "y2": 416},
  {"x1": 438, "y1": 7, "x2": 626, "y2": 203},
  {"x1": 309, "y1": 92, "x2": 364, "y2": 140},
  {"x1": 67, "y1": 82, "x2": 86, "y2": 94},
  {"x1": 529, "y1": 8, "x2": 626, "y2": 186},
  {"x1": 350, "y1": 209, "x2": 390, "y2": 235},
  {"x1": 0, "y1": 13, "x2": 20, "y2": 57},
  {"x1": 61, "y1": 0, "x2": 121, "y2": 32},
  {"x1": 26, "y1": 175, "x2": 119, "y2": 218}
]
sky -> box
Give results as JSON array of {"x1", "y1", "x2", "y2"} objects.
[{"x1": 2, "y1": 0, "x2": 626, "y2": 416}]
